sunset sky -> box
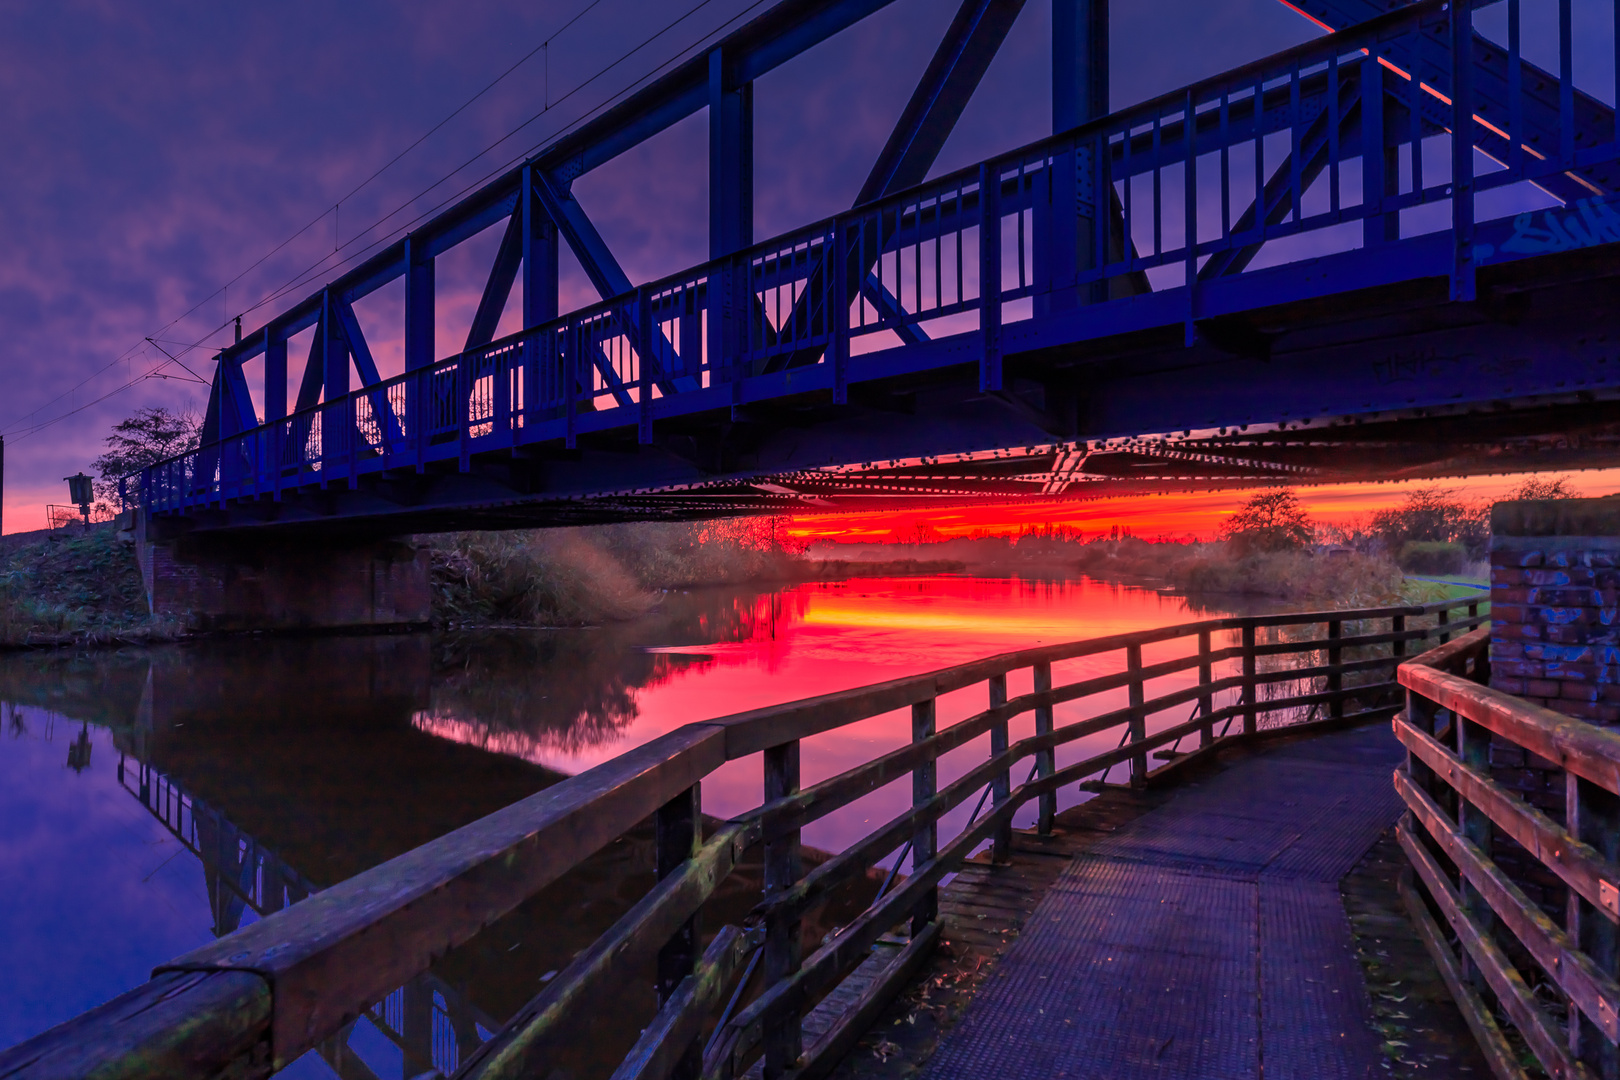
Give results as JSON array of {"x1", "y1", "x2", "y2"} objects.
[{"x1": 787, "y1": 468, "x2": 1620, "y2": 543}]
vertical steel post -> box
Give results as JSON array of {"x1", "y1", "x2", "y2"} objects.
[
  {"x1": 709, "y1": 47, "x2": 754, "y2": 260},
  {"x1": 405, "y1": 243, "x2": 434, "y2": 351},
  {"x1": 912, "y1": 697, "x2": 938, "y2": 934},
  {"x1": 1450, "y1": 0, "x2": 1477, "y2": 301},
  {"x1": 979, "y1": 161, "x2": 1002, "y2": 391},
  {"x1": 1328, "y1": 619, "x2": 1344, "y2": 721},
  {"x1": 1127, "y1": 644, "x2": 1147, "y2": 782},
  {"x1": 320, "y1": 289, "x2": 349, "y2": 402},
  {"x1": 1044, "y1": 0, "x2": 1108, "y2": 316},
  {"x1": 637, "y1": 284, "x2": 654, "y2": 444},
  {"x1": 989, "y1": 673, "x2": 1012, "y2": 863},
  {"x1": 521, "y1": 165, "x2": 560, "y2": 328},
  {"x1": 1052, "y1": 0, "x2": 1109, "y2": 133},
  {"x1": 1034, "y1": 661, "x2": 1056, "y2": 834},
  {"x1": 1361, "y1": 46, "x2": 1388, "y2": 248},
  {"x1": 832, "y1": 218, "x2": 850, "y2": 405},
  {"x1": 656, "y1": 782, "x2": 702, "y2": 1080},
  {"x1": 264, "y1": 328, "x2": 288, "y2": 423},
  {"x1": 1241, "y1": 625, "x2": 1258, "y2": 735},
  {"x1": 1198, "y1": 630, "x2": 1214, "y2": 746},
  {"x1": 763, "y1": 741, "x2": 802, "y2": 1077},
  {"x1": 522, "y1": 165, "x2": 558, "y2": 432}
]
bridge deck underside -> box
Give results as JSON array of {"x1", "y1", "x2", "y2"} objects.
[{"x1": 920, "y1": 724, "x2": 1404, "y2": 1080}]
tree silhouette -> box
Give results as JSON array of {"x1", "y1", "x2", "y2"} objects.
[{"x1": 1220, "y1": 489, "x2": 1313, "y2": 554}]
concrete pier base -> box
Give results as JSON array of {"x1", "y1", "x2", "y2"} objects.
[{"x1": 124, "y1": 511, "x2": 431, "y2": 633}]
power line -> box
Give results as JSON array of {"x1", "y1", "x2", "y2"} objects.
[
  {"x1": 225, "y1": 0, "x2": 765, "y2": 329},
  {"x1": 27, "y1": 0, "x2": 773, "y2": 444},
  {"x1": 0, "y1": 0, "x2": 653, "y2": 438}
]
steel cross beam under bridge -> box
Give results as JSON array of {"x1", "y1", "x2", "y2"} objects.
[{"x1": 137, "y1": 0, "x2": 1620, "y2": 536}]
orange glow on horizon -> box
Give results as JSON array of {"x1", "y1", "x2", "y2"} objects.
[{"x1": 788, "y1": 470, "x2": 1620, "y2": 543}]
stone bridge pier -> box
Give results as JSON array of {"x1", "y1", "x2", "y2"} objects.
[{"x1": 122, "y1": 510, "x2": 431, "y2": 633}]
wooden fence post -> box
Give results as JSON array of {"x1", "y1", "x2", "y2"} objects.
[
  {"x1": 1241, "y1": 625, "x2": 1257, "y2": 735},
  {"x1": 1392, "y1": 613, "x2": 1407, "y2": 662},
  {"x1": 1438, "y1": 605, "x2": 1451, "y2": 645},
  {"x1": 1198, "y1": 631, "x2": 1214, "y2": 747},
  {"x1": 1328, "y1": 619, "x2": 1343, "y2": 721},
  {"x1": 1127, "y1": 645, "x2": 1147, "y2": 783},
  {"x1": 1453, "y1": 716, "x2": 1491, "y2": 993},
  {"x1": 1568, "y1": 773, "x2": 1620, "y2": 1075},
  {"x1": 1034, "y1": 662, "x2": 1055, "y2": 835},
  {"x1": 763, "y1": 743, "x2": 802, "y2": 1077},
  {"x1": 656, "y1": 783, "x2": 702, "y2": 1080},
  {"x1": 989, "y1": 673, "x2": 1012, "y2": 863},
  {"x1": 911, "y1": 698, "x2": 938, "y2": 934}
]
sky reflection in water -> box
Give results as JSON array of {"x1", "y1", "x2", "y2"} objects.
[{"x1": 0, "y1": 574, "x2": 1240, "y2": 1070}]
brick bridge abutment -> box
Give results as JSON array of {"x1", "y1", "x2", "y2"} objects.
[{"x1": 122, "y1": 510, "x2": 431, "y2": 633}]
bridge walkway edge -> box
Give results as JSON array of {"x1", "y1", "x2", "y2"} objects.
[{"x1": 821, "y1": 722, "x2": 1480, "y2": 1080}]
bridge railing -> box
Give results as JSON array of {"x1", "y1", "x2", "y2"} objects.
[
  {"x1": 2, "y1": 596, "x2": 1483, "y2": 1080},
  {"x1": 134, "y1": 0, "x2": 1620, "y2": 516},
  {"x1": 1398, "y1": 625, "x2": 1620, "y2": 1079}
]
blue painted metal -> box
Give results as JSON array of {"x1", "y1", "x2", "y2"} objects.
[
  {"x1": 709, "y1": 47, "x2": 754, "y2": 259},
  {"x1": 155, "y1": 0, "x2": 1620, "y2": 531},
  {"x1": 856, "y1": 0, "x2": 1027, "y2": 206},
  {"x1": 1051, "y1": 0, "x2": 1107, "y2": 132}
]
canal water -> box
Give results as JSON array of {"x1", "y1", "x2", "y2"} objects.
[{"x1": 0, "y1": 573, "x2": 1248, "y2": 1076}]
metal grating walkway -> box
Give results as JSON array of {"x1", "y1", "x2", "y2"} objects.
[{"x1": 920, "y1": 725, "x2": 1403, "y2": 1080}]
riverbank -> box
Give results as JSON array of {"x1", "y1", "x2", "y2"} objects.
[
  {"x1": 0, "y1": 523, "x2": 966, "y2": 647},
  {"x1": 0, "y1": 528, "x2": 181, "y2": 647},
  {"x1": 1074, "y1": 540, "x2": 1436, "y2": 607},
  {"x1": 0, "y1": 522, "x2": 1465, "y2": 649}
]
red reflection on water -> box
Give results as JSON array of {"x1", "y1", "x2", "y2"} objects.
[{"x1": 419, "y1": 575, "x2": 1236, "y2": 854}]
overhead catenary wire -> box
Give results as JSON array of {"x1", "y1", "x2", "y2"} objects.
[
  {"x1": 220, "y1": 0, "x2": 770, "y2": 330},
  {"x1": 5, "y1": 0, "x2": 755, "y2": 443}
]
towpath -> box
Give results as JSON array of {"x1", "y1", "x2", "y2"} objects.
[{"x1": 919, "y1": 724, "x2": 1404, "y2": 1080}]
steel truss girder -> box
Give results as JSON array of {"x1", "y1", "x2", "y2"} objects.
[
  {"x1": 1296, "y1": 0, "x2": 1618, "y2": 200},
  {"x1": 212, "y1": 0, "x2": 908, "y2": 378}
]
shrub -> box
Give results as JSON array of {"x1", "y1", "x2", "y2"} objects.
[
  {"x1": 1507, "y1": 475, "x2": 1579, "y2": 500},
  {"x1": 1369, "y1": 487, "x2": 1488, "y2": 558},
  {"x1": 1398, "y1": 541, "x2": 1467, "y2": 575}
]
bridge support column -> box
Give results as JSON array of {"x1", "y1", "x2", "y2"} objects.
[
  {"x1": 127, "y1": 511, "x2": 431, "y2": 633},
  {"x1": 1039, "y1": 0, "x2": 1108, "y2": 317}
]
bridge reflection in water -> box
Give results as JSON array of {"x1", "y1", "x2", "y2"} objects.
[
  {"x1": 118, "y1": 756, "x2": 490, "y2": 1079},
  {"x1": 0, "y1": 614, "x2": 877, "y2": 1080}
]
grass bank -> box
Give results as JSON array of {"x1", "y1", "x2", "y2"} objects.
[
  {"x1": 1073, "y1": 538, "x2": 1449, "y2": 608},
  {"x1": 0, "y1": 527, "x2": 178, "y2": 647}
]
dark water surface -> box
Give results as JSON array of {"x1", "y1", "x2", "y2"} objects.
[{"x1": 0, "y1": 574, "x2": 1243, "y2": 1076}]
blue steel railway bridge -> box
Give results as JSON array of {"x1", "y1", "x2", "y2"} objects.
[{"x1": 131, "y1": 0, "x2": 1620, "y2": 549}]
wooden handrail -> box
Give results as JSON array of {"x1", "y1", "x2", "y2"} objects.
[
  {"x1": 1, "y1": 596, "x2": 1481, "y2": 1080},
  {"x1": 1396, "y1": 624, "x2": 1620, "y2": 1080},
  {"x1": 1399, "y1": 630, "x2": 1620, "y2": 795}
]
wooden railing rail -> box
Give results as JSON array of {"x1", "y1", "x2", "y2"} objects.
[
  {"x1": 1397, "y1": 627, "x2": 1620, "y2": 1080},
  {"x1": 0, "y1": 597, "x2": 1483, "y2": 1080}
]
